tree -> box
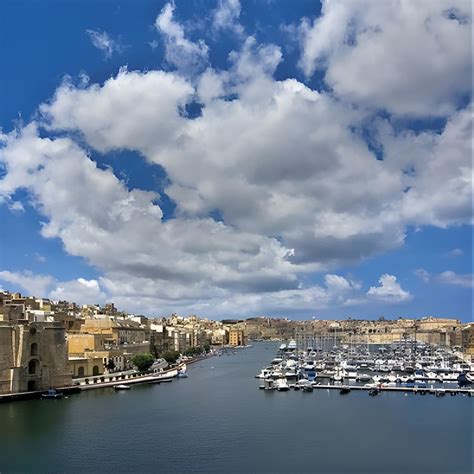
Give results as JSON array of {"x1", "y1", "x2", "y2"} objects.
[
  {"x1": 161, "y1": 350, "x2": 180, "y2": 364},
  {"x1": 131, "y1": 353, "x2": 155, "y2": 372},
  {"x1": 203, "y1": 343, "x2": 211, "y2": 353},
  {"x1": 106, "y1": 359, "x2": 116, "y2": 372}
]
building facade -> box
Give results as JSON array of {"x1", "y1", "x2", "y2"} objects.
[{"x1": 0, "y1": 320, "x2": 71, "y2": 394}]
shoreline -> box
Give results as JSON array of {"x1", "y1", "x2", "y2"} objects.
[{"x1": 0, "y1": 352, "x2": 217, "y2": 403}]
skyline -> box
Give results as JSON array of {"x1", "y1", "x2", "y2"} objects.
[{"x1": 0, "y1": 0, "x2": 472, "y2": 321}]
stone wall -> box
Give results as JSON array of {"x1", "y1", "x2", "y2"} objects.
[{"x1": 0, "y1": 324, "x2": 14, "y2": 394}]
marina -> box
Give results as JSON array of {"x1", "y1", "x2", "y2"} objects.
[{"x1": 256, "y1": 339, "x2": 474, "y2": 397}]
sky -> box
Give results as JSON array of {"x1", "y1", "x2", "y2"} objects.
[{"x1": 0, "y1": 0, "x2": 472, "y2": 321}]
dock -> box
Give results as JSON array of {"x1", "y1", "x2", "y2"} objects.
[
  {"x1": 261, "y1": 382, "x2": 474, "y2": 396},
  {"x1": 309, "y1": 384, "x2": 473, "y2": 395}
]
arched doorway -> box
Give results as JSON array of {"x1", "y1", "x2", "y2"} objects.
[
  {"x1": 28, "y1": 359, "x2": 38, "y2": 375},
  {"x1": 77, "y1": 366, "x2": 85, "y2": 377},
  {"x1": 27, "y1": 380, "x2": 36, "y2": 391},
  {"x1": 92, "y1": 365, "x2": 100, "y2": 376},
  {"x1": 30, "y1": 343, "x2": 38, "y2": 357}
]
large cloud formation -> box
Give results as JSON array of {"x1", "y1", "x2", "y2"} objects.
[
  {"x1": 298, "y1": 0, "x2": 471, "y2": 116},
  {"x1": 0, "y1": 1, "x2": 471, "y2": 316}
]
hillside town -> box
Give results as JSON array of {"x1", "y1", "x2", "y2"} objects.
[{"x1": 0, "y1": 288, "x2": 472, "y2": 397}]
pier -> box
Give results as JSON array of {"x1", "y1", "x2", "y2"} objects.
[{"x1": 293, "y1": 383, "x2": 474, "y2": 396}]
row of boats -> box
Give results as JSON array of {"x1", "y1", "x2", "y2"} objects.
[{"x1": 256, "y1": 340, "x2": 474, "y2": 390}]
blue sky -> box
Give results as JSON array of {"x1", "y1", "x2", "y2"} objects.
[{"x1": 0, "y1": 0, "x2": 472, "y2": 320}]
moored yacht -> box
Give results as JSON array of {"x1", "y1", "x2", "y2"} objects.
[{"x1": 275, "y1": 378, "x2": 290, "y2": 391}]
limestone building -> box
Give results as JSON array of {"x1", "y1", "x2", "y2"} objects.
[
  {"x1": 0, "y1": 320, "x2": 71, "y2": 394},
  {"x1": 229, "y1": 329, "x2": 246, "y2": 346}
]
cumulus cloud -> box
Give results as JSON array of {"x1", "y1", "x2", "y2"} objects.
[
  {"x1": 367, "y1": 274, "x2": 412, "y2": 303},
  {"x1": 212, "y1": 0, "x2": 244, "y2": 35},
  {"x1": 298, "y1": 0, "x2": 472, "y2": 116},
  {"x1": 49, "y1": 278, "x2": 107, "y2": 304},
  {"x1": 45, "y1": 62, "x2": 471, "y2": 266},
  {"x1": 155, "y1": 3, "x2": 208, "y2": 74},
  {"x1": 0, "y1": 269, "x2": 107, "y2": 305},
  {"x1": 0, "y1": 270, "x2": 54, "y2": 296},
  {"x1": 436, "y1": 271, "x2": 473, "y2": 288},
  {"x1": 0, "y1": 267, "x2": 377, "y2": 317},
  {"x1": 0, "y1": 4, "x2": 471, "y2": 316},
  {"x1": 86, "y1": 29, "x2": 122, "y2": 59},
  {"x1": 0, "y1": 124, "x2": 301, "y2": 311}
]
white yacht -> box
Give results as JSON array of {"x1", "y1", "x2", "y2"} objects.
[
  {"x1": 287, "y1": 340, "x2": 297, "y2": 351},
  {"x1": 255, "y1": 367, "x2": 272, "y2": 379},
  {"x1": 275, "y1": 378, "x2": 290, "y2": 391}
]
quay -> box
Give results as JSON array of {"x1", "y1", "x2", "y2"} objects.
[
  {"x1": 0, "y1": 351, "x2": 219, "y2": 403},
  {"x1": 0, "y1": 363, "x2": 186, "y2": 403},
  {"x1": 285, "y1": 383, "x2": 474, "y2": 396}
]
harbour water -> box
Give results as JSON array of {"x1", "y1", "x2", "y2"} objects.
[{"x1": 0, "y1": 342, "x2": 472, "y2": 473}]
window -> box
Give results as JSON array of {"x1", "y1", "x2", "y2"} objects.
[
  {"x1": 28, "y1": 359, "x2": 38, "y2": 375},
  {"x1": 30, "y1": 343, "x2": 38, "y2": 357},
  {"x1": 78, "y1": 366, "x2": 85, "y2": 377},
  {"x1": 93, "y1": 365, "x2": 100, "y2": 376}
]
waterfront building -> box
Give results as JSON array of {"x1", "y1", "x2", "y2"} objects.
[
  {"x1": 461, "y1": 324, "x2": 474, "y2": 361},
  {"x1": 0, "y1": 319, "x2": 71, "y2": 394},
  {"x1": 80, "y1": 317, "x2": 148, "y2": 346},
  {"x1": 68, "y1": 356, "x2": 104, "y2": 378},
  {"x1": 229, "y1": 329, "x2": 246, "y2": 346}
]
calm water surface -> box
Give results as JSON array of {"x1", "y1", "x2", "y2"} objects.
[{"x1": 0, "y1": 342, "x2": 472, "y2": 473}]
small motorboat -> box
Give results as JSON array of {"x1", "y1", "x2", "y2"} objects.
[
  {"x1": 302, "y1": 385, "x2": 313, "y2": 393},
  {"x1": 368, "y1": 388, "x2": 379, "y2": 397},
  {"x1": 114, "y1": 384, "x2": 131, "y2": 390},
  {"x1": 41, "y1": 389, "x2": 63, "y2": 399},
  {"x1": 339, "y1": 387, "x2": 351, "y2": 395}
]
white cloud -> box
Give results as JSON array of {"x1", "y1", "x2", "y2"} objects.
[
  {"x1": 414, "y1": 268, "x2": 430, "y2": 283},
  {"x1": 377, "y1": 106, "x2": 473, "y2": 228},
  {"x1": 3, "y1": 53, "x2": 470, "y2": 316},
  {"x1": 436, "y1": 271, "x2": 473, "y2": 288},
  {"x1": 0, "y1": 125, "x2": 302, "y2": 312},
  {"x1": 298, "y1": 0, "x2": 471, "y2": 116},
  {"x1": 40, "y1": 69, "x2": 193, "y2": 155},
  {"x1": 34, "y1": 253, "x2": 46, "y2": 263},
  {"x1": 86, "y1": 29, "x2": 122, "y2": 59},
  {"x1": 446, "y1": 248, "x2": 464, "y2": 257},
  {"x1": 0, "y1": 270, "x2": 54, "y2": 296},
  {"x1": 1, "y1": 10, "x2": 471, "y2": 316},
  {"x1": 155, "y1": 3, "x2": 208, "y2": 74},
  {"x1": 49, "y1": 278, "x2": 107, "y2": 304},
  {"x1": 212, "y1": 0, "x2": 244, "y2": 35},
  {"x1": 367, "y1": 274, "x2": 412, "y2": 303},
  {"x1": 0, "y1": 266, "x2": 373, "y2": 317},
  {"x1": 0, "y1": 268, "x2": 107, "y2": 305}
]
